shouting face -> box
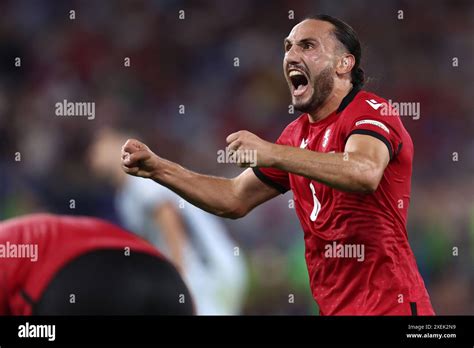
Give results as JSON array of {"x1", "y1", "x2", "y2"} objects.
[{"x1": 283, "y1": 19, "x2": 341, "y2": 114}]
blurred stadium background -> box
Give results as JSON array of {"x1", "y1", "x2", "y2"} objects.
[{"x1": 0, "y1": 0, "x2": 472, "y2": 314}]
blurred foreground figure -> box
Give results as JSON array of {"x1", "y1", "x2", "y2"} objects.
[
  {"x1": 0, "y1": 214, "x2": 194, "y2": 315},
  {"x1": 89, "y1": 128, "x2": 247, "y2": 315}
]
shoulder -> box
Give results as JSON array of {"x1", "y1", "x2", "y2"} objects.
[
  {"x1": 340, "y1": 90, "x2": 405, "y2": 131},
  {"x1": 344, "y1": 90, "x2": 393, "y2": 118},
  {"x1": 340, "y1": 90, "x2": 412, "y2": 159}
]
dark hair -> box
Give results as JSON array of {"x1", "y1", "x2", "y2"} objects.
[{"x1": 306, "y1": 14, "x2": 365, "y2": 88}]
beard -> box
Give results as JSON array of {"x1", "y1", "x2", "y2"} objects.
[{"x1": 293, "y1": 66, "x2": 334, "y2": 114}]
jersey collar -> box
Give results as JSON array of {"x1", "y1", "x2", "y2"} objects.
[
  {"x1": 336, "y1": 86, "x2": 361, "y2": 114},
  {"x1": 307, "y1": 86, "x2": 362, "y2": 128}
]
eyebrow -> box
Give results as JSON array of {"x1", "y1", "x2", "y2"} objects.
[{"x1": 283, "y1": 37, "x2": 318, "y2": 46}]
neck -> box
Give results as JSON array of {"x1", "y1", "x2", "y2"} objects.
[{"x1": 308, "y1": 83, "x2": 353, "y2": 123}]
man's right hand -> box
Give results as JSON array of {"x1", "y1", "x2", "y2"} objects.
[{"x1": 121, "y1": 139, "x2": 160, "y2": 178}]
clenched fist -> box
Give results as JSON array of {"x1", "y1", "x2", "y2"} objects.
[
  {"x1": 226, "y1": 130, "x2": 276, "y2": 168},
  {"x1": 121, "y1": 139, "x2": 160, "y2": 178}
]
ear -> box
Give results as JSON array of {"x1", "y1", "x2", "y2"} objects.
[{"x1": 336, "y1": 53, "x2": 355, "y2": 76}]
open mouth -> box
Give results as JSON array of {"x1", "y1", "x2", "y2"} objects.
[{"x1": 289, "y1": 70, "x2": 309, "y2": 97}]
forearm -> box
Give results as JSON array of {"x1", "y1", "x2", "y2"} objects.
[
  {"x1": 150, "y1": 157, "x2": 241, "y2": 218},
  {"x1": 271, "y1": 144, "x2": 381, "y2": 193}
]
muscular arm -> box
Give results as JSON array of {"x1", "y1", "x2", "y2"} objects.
[
  {"x1": 121, "y1": 140, "x2": 280, "y2": 219},
  {"x1": 226, "y1": 131, "x2": 390, "y2": 193},
  {"x1": 271, "y1": 134, "x2": 390, "y2": 193},
  {"x1": 154, "y1": 161, "x2": 279, "y2": 218}
]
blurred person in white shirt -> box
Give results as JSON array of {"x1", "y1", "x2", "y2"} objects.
[{"x1": 89, "y1": 128, "x2": 247, "y2": 315}]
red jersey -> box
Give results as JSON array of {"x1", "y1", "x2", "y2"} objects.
[
  {"x1": 253, "y1": 88, "x2": 434, "y2": 315},
  {"x1": 0, "y1": 214, "x2": 162, "y2": 315}
]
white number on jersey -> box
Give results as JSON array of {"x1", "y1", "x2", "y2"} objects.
[{"x1": 309, "y1": 182, "x2": 321, "y2": 222}]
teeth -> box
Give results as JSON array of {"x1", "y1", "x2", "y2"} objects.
[{"x1": 289, "y1": 70, "x2": 304, "y2": 77}]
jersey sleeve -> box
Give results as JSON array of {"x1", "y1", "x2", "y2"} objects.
[
  {"x1": 344, "y1": 99, "x2": 404, "y2": 160},
  {"x1": 252, "y1": 132, "x2": 291, "y2": 194}
]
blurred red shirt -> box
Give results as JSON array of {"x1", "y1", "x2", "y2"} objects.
[{"x1": 0, "y1": 214, "x2": 161, "y2": 315}]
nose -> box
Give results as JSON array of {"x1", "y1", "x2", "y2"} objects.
[{"x1": 284, "y1": 45, "x2": 302, "y2": 66}]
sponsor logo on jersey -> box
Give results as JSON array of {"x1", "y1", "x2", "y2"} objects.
[
  {"x1": 365, "y1": 99, "x2": 384, "y2": 110},
  {"x1": 300, "y1": 138, "x2": 309, "y2": 149}
]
